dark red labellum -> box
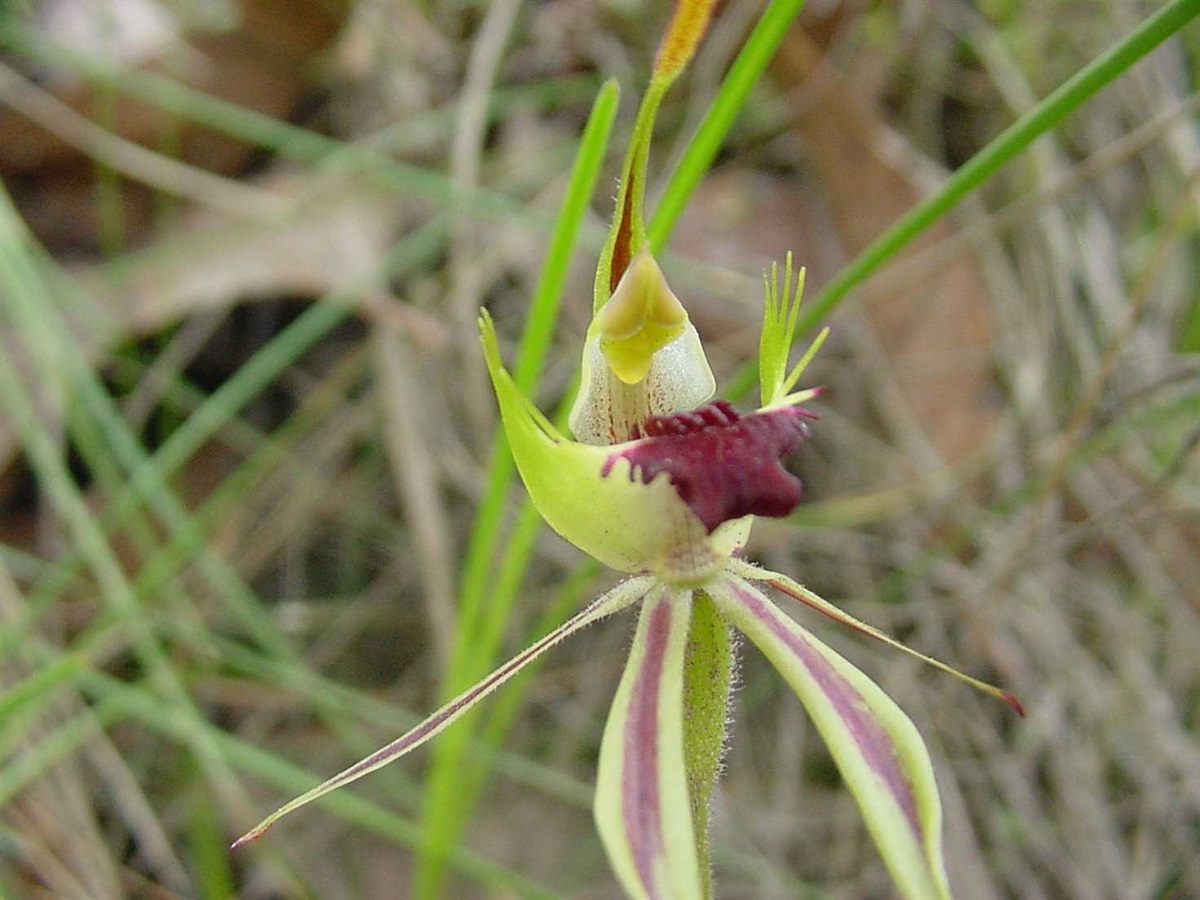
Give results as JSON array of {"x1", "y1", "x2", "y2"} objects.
[{"x1": 603, "y1": 400, "x2": 816, "y2": 533}]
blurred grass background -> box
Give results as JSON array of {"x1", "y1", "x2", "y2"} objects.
[{"x1": 0, "y1": 1, "x2": 1197, "y2": 898}]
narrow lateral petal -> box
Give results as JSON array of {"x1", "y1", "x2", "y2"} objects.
[
  {"x1": 232, "y1": 576, "x2": 654, "y2": 848},
  {"x1": 595, "y1": 587, "x2": 703, "y2": 900},
  {"x1": 726, "y1": 558, "x2": 1024, "y2": 715},
  {"x1": 712, "y1": 575, "x2": 951, "y2": 900}
]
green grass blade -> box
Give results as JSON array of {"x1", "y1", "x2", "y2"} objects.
[
  {"x1": 0, "y1": 189, "x2": 239, "y2": 789},
  {"x1": 72, "y1": 663, "x2": 562, "y2": 900},
  {"x1": 0, "y1": 25, "x2": 554, "y2": 228},
  {"x1": 723, "y1": 0, "x2": 1200, "y2": 401},
  {"x1": 416, "y1": 80, "x2": 619, "y2": 895},
  {"x1": 0, "y1": 188, "x2": 457, "y2": 874},
  {"x1": 648, "y1": 0, "x2": 807, "y2": 251}
]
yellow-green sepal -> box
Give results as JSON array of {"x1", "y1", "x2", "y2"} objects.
[{"x1": 591, "y1": 1, "x2": 717, "y2": 315}]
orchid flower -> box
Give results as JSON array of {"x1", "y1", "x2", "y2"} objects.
[
  {"x1": 232, "y1": 251, "x2": 1019, "y2": 895},
  {"x1": 233, "y1": 5, "x2": 1021, "y2": 897}
]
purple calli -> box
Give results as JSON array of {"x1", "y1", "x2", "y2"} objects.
[{"x1": 605, "y1": 400, "x2": 817, "y2": 533}]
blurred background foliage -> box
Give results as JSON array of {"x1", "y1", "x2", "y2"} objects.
[{"x1": 0, "y1": 1, "x2": 1196, "y2": 898}]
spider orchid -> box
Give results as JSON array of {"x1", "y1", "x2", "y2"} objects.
[
  {"x1": 233, "y1": 5, "x2": 1021, "y2": 896},
  {"x1": 233, "y1": 251, "x2": 1019, "y2": 897}
]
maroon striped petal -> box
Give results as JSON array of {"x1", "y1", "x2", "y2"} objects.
[
  {"x1": 232, "y1": 575, "x2": 654, "y2": 848},
  {"x1": 595, "y1": 587, "x2": 702, "y2": 899},
  {"x1": 711, "y1": 574, "x2": 951, "y2": 899}
]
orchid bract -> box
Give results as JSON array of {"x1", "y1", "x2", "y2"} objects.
[{"x1": 233, "y1": 5, "x2": 1021, "y2": 897}]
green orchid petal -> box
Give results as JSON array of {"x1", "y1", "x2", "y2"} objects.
[
  {"x1": 595, "y1": 587, "x2": 704, "y2": 900},
  {"x1": 481, "y1": 310, "x2": 744, "y2": 583},
  {"x1": 232, "y1": 575, "x2": 653, "y2": 849},
  {"x1": 712, "y1": 574, "x2": 952, "y2": 900}
]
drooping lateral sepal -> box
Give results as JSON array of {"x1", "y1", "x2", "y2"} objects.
[
  {"x1": 726, "y1": 558, "x2": 1024, "y2": 715},
  {"x1": 595, "y1": 587, "x2": 704, "y2": 900},
  {"x1": 712, "y1": 575, "x2": 952, "y2": 900},
  {"x1": 231, "y1": 576, "x2": 653, "y2": 848}
]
